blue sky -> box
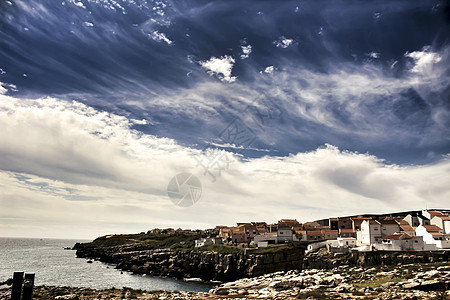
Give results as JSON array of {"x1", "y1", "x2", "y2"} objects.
[{"x1": 0, "y1": 0, "x2": 449, "y2": 238}]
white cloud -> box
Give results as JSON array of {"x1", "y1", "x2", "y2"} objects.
[
  {"x1": 366, "y1": 52, "x2": 380, "y2": 59},
  {"x1": 68, "y1": 0, "x2": 86, "y2": 9},
  {"x1": 129, "y1": 45, "x2": 448, "y2": 148},
  {"x1": 0, "y1": 94, "x2": 449, "y2": 238},
  {"x1": 200, "y1": 55, "x2": 237, "y2": 83},
  {"x1": 83, "y1": 21, "x2": 94, "y2": 27},
  {"x1": 240, "y1": 45, "x2": 252, "y2": 59},
  {"x1": 406, "y1": 47, "x2": 442, "y2": 74},
  {"x1": 263, "y1": 66, "x2": 275, "y2": 74},
  {"x1": 274, "y1": 36, "x2": 294, "y2": 48},
  {"x1": 0, "y1": 82, "x2": 7, "y2": 95},
  {"x1": 149, "y1": 30, "x2": 173, "y2": 45}
]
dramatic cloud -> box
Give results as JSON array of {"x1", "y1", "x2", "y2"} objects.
[
  {"x1": 0, "y1": 94, "x2": 449, "y2": 238},
  {"x1": 1, "y1": 0, "x2": 449, "y2": 238}
]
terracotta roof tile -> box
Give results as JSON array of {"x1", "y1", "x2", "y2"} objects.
[
  {"x1": 400, "y1": 224, "x2": 414, "y2": 231},
  {"x1": 423, "y1": 225, "x2": 442, "y2": 231}
]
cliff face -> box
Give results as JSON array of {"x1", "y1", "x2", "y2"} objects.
[{"x1": 74, "y1": 243, "x2": 305, "y2": 282}]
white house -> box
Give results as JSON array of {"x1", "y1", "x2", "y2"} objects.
[
  {"x1": 277, "y1": 227, "x2": 293, "y2": 243},
  {"x1": 307, "y1": 240, "x2": 338, "y2": 252},
  {"x1": 415, "y1": 225, "x2": 450, "y2": 249},
  {"x1": 257, "y1": 241, "x2": 269, "y2": 248},
  {"x1": 195, "y1": 237, "x2": 222, "y2": 247},
  {"x1": 337, "y1": 237, "x2": 357, "y2": 248},
  {"x1": 360, "y1": 220, "x2": 382, "y2": 245},
  {"x1": 253, "y1": 232, "x2": 277, "y2": 244},
  {"x1": 431, "y1": 215, "x2": 450, "y2": 234},
  {"x1": 376, "y1": 233, "x2": 425, "y2": 251}
]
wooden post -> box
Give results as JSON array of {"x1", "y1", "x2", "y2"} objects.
[
  {"x1": 22, "y1": 273, "x2": 35, "y2": 300},
  {"x1": 11, "y1": 271, "x2": 24, "y2": 300}
]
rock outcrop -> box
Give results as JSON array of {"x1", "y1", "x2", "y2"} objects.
[
  {"x1": 303, "y1": 248, "x2": 449, "y2": 269},
  {"x1": 2, "y1": 263, "x2": 448, "y2": 299},
  {"x1": 210, "y1": 262, "x2": 450, "y2": 299},
  {"x1": 74, "y1": 243, "x2": 305, "y2": 282}
]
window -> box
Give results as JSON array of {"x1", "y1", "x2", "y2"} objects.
[{"x1": 414, "y1": 240, "x2": 418, "y2": 243}]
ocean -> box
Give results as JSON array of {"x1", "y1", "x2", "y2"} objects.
[{"x1": 0, "y1": 238, "x2": 213, "y2": 292}]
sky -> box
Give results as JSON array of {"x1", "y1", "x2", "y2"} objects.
[{"x1": 0, "y1": 0, "x2": 449, "y2": 239}]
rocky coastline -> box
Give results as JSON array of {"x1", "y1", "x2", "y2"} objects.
[
  {"x1": 21, "y1": 235, "x2": 437, "y2": 299},
  {"x1": 1, "y1": 262, "x2": 449, "y2": 299},
  {"x1": 73, "y1": 242, "x2": 305, "y2": 282}
]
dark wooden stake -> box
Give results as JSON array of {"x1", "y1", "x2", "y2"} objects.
[
  {"x1": 22, "y1": 273, "x2": 35, "y2": 300},
  {"x1": 11, "y1": 271, "x2": 24, "y2": 300}
]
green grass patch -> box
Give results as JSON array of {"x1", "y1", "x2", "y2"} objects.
[
  {"x1": 250, "y1": 244, "x2": 298, "y2": 254},
  {"x1": 89, "y1": 233, "x2": 205, "y2": 250},
  {"x1": 197, "y1": 244, "x2": 244, "y2": 254}
]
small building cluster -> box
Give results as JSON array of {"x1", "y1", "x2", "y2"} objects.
[{"x1": 191, "y1": 209, "x2": 450, "y2": 252}]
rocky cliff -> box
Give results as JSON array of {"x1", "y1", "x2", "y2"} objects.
[
  {"x1": 303, "y1": 248, "x2": 449, "y2": 269},
  {"x1": 74, "y1": 242, "x2": 305, "y2": 282}
]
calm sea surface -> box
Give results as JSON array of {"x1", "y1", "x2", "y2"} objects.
[{"x1": 0, "y1": 238, "x2": 213, "y2": 292}]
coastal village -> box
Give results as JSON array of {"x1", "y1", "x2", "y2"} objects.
[
  {"x1": 149, "y1": 209, "x2": 450, "y2": 252},
  {"x1": 58, "y1": 210, "x2": 450, "y2": 299}
]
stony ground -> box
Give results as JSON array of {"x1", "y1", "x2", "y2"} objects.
[
  {"x1": 211, "y1": 262, "x2": 450, "y2": 299},
  {"x1": 1, "y1": 262, "x2": 449, "y2": 299}
]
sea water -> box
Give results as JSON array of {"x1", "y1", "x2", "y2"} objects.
[{"x1": 0, "y1": 238, "x2": 212, "y2": 292}]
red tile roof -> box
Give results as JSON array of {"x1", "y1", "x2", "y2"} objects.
[
  {"x1": 423, "y1": 225, "x2": 442, "y2": 232},
  {"x1": 330, "y1": 218, "x2": 339, "y2": 221},
  {"x1": 351, "y1": 217, "x2": 372, "y2": 220},
  {"x1": 305, "y1": 231, "x2": 322, "y2": 235},
  {"x1": 428, "y1": 211, "x2": 444, "y2": 216},
  {"x1": 321, "y1": 230, "x2": 338, "y2": 234},
  {"x1": 400, "y1": 224, "x2": 414, "y2": 232},
  {"x1": 340, "y1": 229, "x2": 355, "y2": 233},
  {"x1": 279, "y1": 219, "x2": 299, "y2": 223}
]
